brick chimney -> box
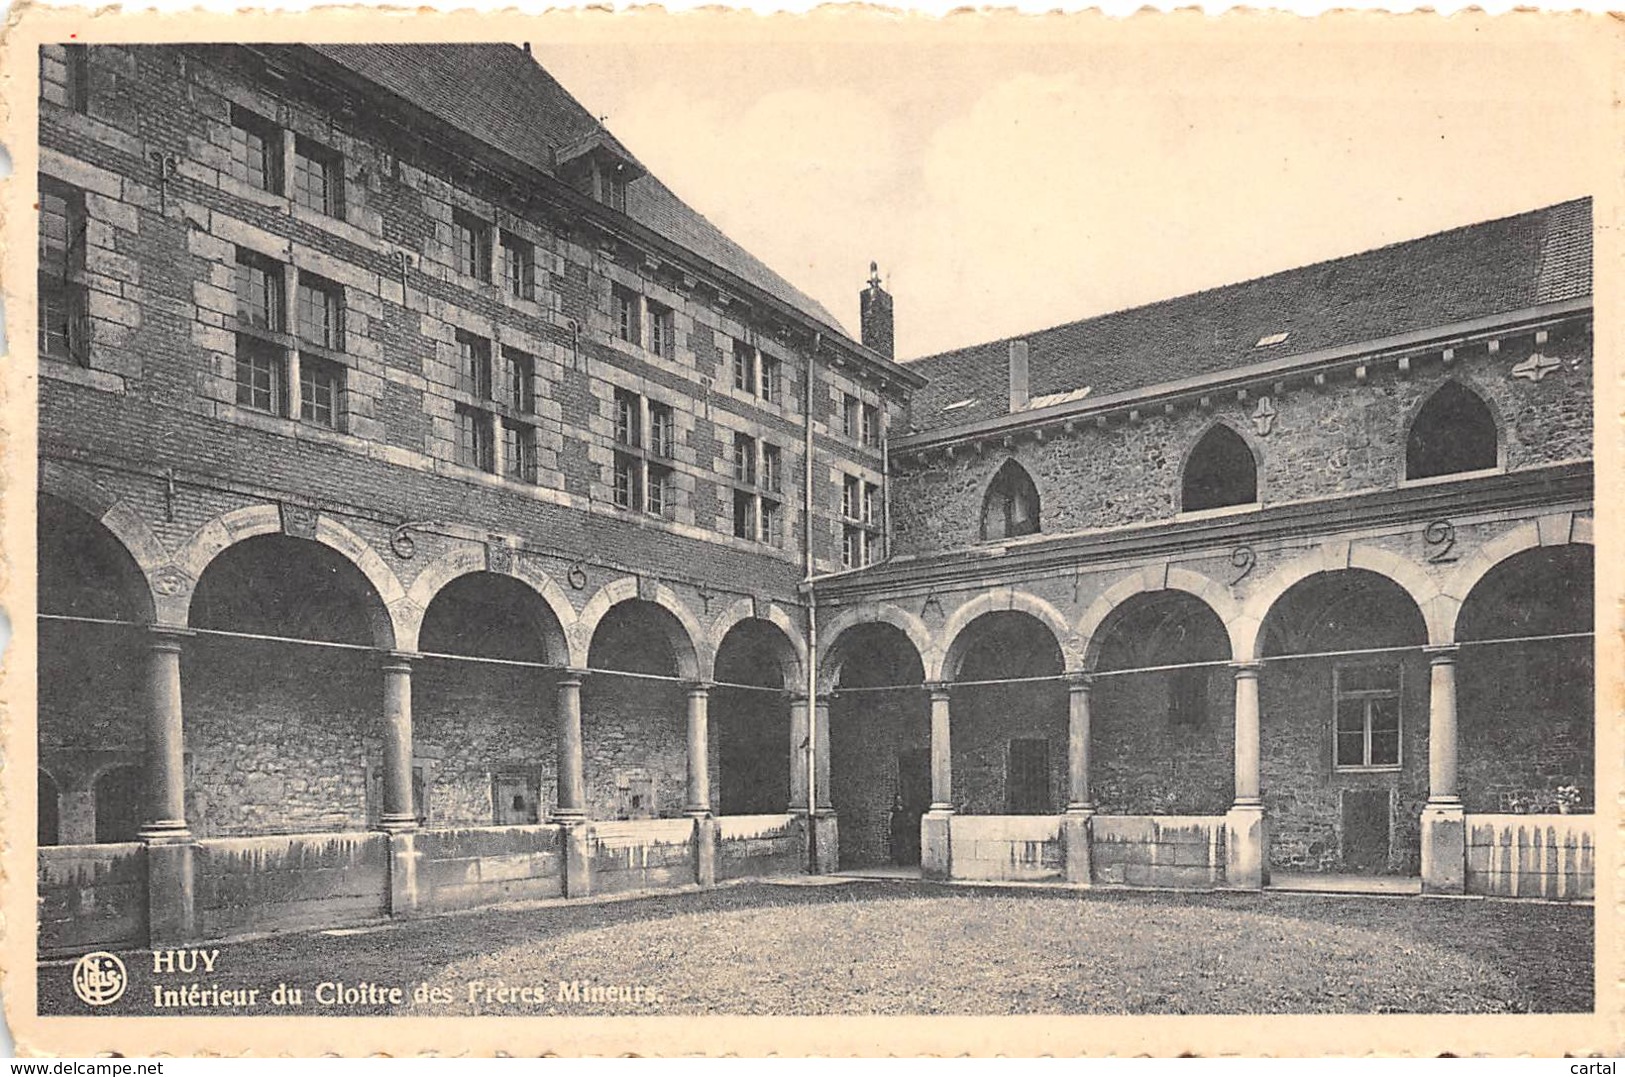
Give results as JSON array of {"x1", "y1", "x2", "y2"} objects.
[
  {"x1": 1009, "y1": 339, "x2": 1030, "y2": 412},
  {"x1": 860, "y1": 262, "x2": 894, "y2": 360}
]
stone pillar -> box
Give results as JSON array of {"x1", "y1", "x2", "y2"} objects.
[
  {"x1": 685, "y1": 682, "x2": 713, "y2": 816},
  {"x1": 1421, "y1": 645, "x2": 1466, "y2": 894},
  {"x1": 809, "y1": 693, "x2": 838, "y2": 873},
  {"x1": 379, "y1": 653, "x2": 419, "y2": 918},
  {"x1": 143, "y1": 627, "x2": 195, "y2": 945},
  {"x1": 922, "y1": 682, "x2": 954, "y2": 880},
  {"x1": 789, "y1": 694, "x2": 810, "y2": 813},
  {"x1": 1224, "y1": 661, "x2": 1268, "y2": 889},
  {"x1": 554, "y1": 670, "x2": 591, "y2": 898},
  {"x1": 1062, "y1": 672, "x2": 1095, "y2": 885},
  {"x1": 813, "y1": 693, "x2": 833, "y2": 812}
]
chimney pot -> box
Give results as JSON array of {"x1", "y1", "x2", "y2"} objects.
[{"x1": 1009, "y1": 339, "x2": 1030, "y2": 412}]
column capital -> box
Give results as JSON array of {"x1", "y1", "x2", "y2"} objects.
[
  {"x1": 924, "y1": 680, "x2": 952, "y2": 700},
  {"x1": 788, "y1": 692, "x2": 811, "y2": 705},
  {"x1": 686, "y1": 680, "x2": 715, "y2": 696},
  {"x1": 1065, "y1": 670, "x2": 1095, "y2": 690},
  {"x1": 813, "y1": 691, "x2": 835, "y2": 706},
  {"x1": 381, "y1": 651, "x2": 416, "y2": 672},
  {"x1": 1423, "y1": 644, "x2": 1460, "y2": 664},
  {"x1": 554, "y1": 667, "x2": 590, "y2": 686},
  {"x1": 1230, "y1": 660, "x2": 1264, "y2": 678},
  {"x1": 147, "y1": 624, "x2": 194, "y2": 650}
]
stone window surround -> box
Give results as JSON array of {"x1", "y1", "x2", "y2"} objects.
[
  {"x1": 228, "y1": 245, "x2": 354, "y2": 434},
  {"x1": 1331, "y1": 661, "x2": 1405, "y2": 772}
]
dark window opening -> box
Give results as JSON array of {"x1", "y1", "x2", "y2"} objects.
[
  {"x1": 1406, "y1": 381, "x2": 1498, "y2": 480},
  {"x1": 39, "y1": 770, "x2": 60, "y2": 846},
  {"x1": 1006, "y1": 738, "x2": 1051, "y2": 814},
  {"x1": 1182, "y1": 425, "x2": 1258, "y2": 512},
  {"x1": 1168, "y1": 666, "x2": 1209, "y2": 726},
  {"x1": 980, "y1": 460, "x2": 1040, "y2": 541},
  {"x1": 93, "y1": 764, "x2": 143, "y2": 844}
]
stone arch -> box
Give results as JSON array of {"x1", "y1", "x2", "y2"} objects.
[
  {"x1": 1444, "y1": 513, "x2": 1594, "y2": 640},
  {"x1": 577, "y1": 576, "x2": 705, "y2": 681},
  {"x1": 40, "y1": 464, "x2": 168, "y2": 621},
  {"x1": 170, "y1": 504, "x2": 407, "y2": 648},
  {"x1": 1403, "y1": 377, "x2": 1507, "y2": 479},
  {"x1": 938, "y1": 588, "x2": 1078, "y2": 679},
  {"x1": 401, "y1": 544, "x2": 579, "y2": 662},
  {"x1": 1077, "y1": 565, "x2": 1243, "y2": 669},
  {"x1": 817, "y1": 602, "x2": 935, "y2": 689},
  {"x1": 1235, "y1": 542, "x2": 1448, "y2": 659},
  {"x1": 1181, "y1": 419, "x2": 1262, "y2": 512},
  {"x1": 708, "y1": 599, "x2": 808, "y2": 689},
  {"x1": 979, "y1": 458, "x2": 1041, "y2": 541}
]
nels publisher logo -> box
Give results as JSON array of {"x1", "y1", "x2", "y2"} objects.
[{"x1": 72, "y1": 951, "x2": 128, "y2": 1006}]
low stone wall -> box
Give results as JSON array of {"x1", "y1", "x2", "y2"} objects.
[
  {"x1": 39, "y1": 843, "x2": 148, "y2": 956},
  {"x1": 949, "y1": 815, "x2": 1064, "y2": 881},
  {"x1": 1466, "y1": 814, "x2": 1593, "y2": 901},
  {"x1": 1091, "y1": 815, "x2": 1227, "y2": 888},
  {"x1": 717, "y1": 814, "x2": 804, "y2": 880},
  {"x1": 193, "y1": 832, "x2": 389, "y2": 939},
  {"x1": 414, "y1": 825, "x2": 565, "y2": 913},
  {"x1": 586, "y1": 819, "x2": 699, "y2": 895}
]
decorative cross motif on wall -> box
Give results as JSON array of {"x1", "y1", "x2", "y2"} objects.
[
  {"x1": 1251, "y1": 396, "x2": 1277, "y2": 436},
  {"x1": 1510, "y1": 353, "x2": 1562, "y2": 382}
]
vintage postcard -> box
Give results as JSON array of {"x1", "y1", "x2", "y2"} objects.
[{"x1": 1, "y1": 6, "x2": 1620, "y2": 1057}]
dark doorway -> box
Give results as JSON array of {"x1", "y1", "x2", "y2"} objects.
[
  {"x1": 890, "y1": 749, "x2": 930, "y2": 866},
  {"x1": 93, "y1": 765, "x2": 142, "y2": 843},
  {"x1": 1341, "y1": 790, "x2": 1390, "y2": 872},
  {"x1": 39, "y1": 770, "x2": 61, "y2": 846},
  {"x1": 1006, "y1": 738, "x2": 1051, "y2": 814}
]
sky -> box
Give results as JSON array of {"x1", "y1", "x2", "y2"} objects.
[{"x1": 531, "y1": 17, "x2": 1610, "y2": 361}]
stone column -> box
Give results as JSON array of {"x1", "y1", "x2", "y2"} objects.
[
  {"x1": 143, "y1": 627, "x2": 195, "y2": 945},
  {"x1": 685, "y1": 682, "x2": 717, "y2": 887},
  {"x1": 809, "y1": 693, "x2": 838, "y2": 873},
  {"x1": 378, "y1": 654, "x2": 418, "y2": 832},
  {"x1": 553, "y1": 671, "x2": 587, "y2": 822},
  {"x1": 1062, "y1": 672, "x2": 1095, "y2": 885},
  {"x1": 813, "y1": 693, "x2": 834, "y2": 812},
  {"x1": 922, "y1": 682, "x2": 954, "y2": 880},
  {"x1": 1421, "y1": 645, "x2": 1466, "y2": 893},
  {"x1": 554, "y1": 670, "x2": 592, "y2": 898},
  {"x1": 788, "y1": 693, "x2": 810, "y2": 813},
  {"x1": 1224, "y1": 661, "x2": 1267, "y2": 889}
]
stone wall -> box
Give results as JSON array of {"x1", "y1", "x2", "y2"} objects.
[
  {"x1": 38, "y1": 843, "x2": 148, "y2": 955},
  {"x1": 829, "y1": 689, "x2": 928, "y2": 869},
  {"x1": 1091, "y1": 816, "x2": 1226, "y2": 888},
  {"x1": 946, "y1": 815, "x2": 1063, "y2": 881},
  {"x1": 1093, "y1": 670, "x2": 1235, "y2": 815},
  {"x1": 193, "y1": 831, "x2": 390, "y2": 938},
  {"x1": 415, "y1": 661, "x2": 558, "y2": 826},
  {"x1": 717, "y1": 813, "x2": 805, "y2": 880},
  {"x1": 1465, "y1": 814, "x2": 1593, "y2": 901},
  {"x1": 413, "y1": 825, "x2": 566, "y2": 911},
  {"x1": 586, "y1": 819, "x2": 698, "y2": 895}
]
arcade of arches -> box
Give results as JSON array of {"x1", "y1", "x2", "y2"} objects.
[{"x1": 38, "y1": 490, "x2": 1593, "y2": 897}]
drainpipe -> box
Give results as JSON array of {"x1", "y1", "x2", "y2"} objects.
[
  {"x1": 880, "y1": 398, "x2": 892, "y2": 560},
  {"x1": 803, "y1": 332, "x2": 822, "y2": 872}
]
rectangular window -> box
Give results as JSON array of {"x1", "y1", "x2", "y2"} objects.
[
  {"x1": 613, "y1": 285, "x2": 641, "y2": 345},
  {"x1": 505, "y1": 348, "x2": 535, "y2": 414},
  {"x1": 647, "y1": 463, "x2": 674, "y2": 518},
  {"x1": 1006, "y1": 739, "x2": 1051, "y2": 814},
  {"x1": 230, "y1": 106, "x2": 282, "y2": 194},
  {"x1": 1333, "y1": 664, "x2": 1402, "y2": 769},
  {"x1": 649, "y1": 301, "x2": 676, "y2": 359},
  {"x1": 299, "y1": 355, "x2": 343, "y2": 429},
  {"x1": 842, "y1": 394, "x2": 860, "y2": 439},
  {"x1": 862, "y1": 481, "x2": 879, "y2": 525},
  {"x1": 842, "y1": 474, "x2": 861, "y2": 520},
  {"x1": 733, "y1": 489, "x2": 756, "y2": 540},
  {"x1": 613, "y1": 451, "x2": 642, "y2": 509},
  {"x1": 500, "y1": 231, "x2": 536, "y2": 301},
  {"x1": 761, "y1": 498, "x2": 783, "y2": 547},
  {"x1": 761, "y1": 443, "x2": 782, "y2": 494},
  {"x1": 292, "y1": 137, "x2": 344, "y2": 218},
  {"x1": 649, "y1": 402, "x2": 675, "y2": 458},
  {"x1": 453, "y1": 210, "x2": 492, "y2": 282},
  {"x1": 760, "y1": 354, "x2": 782, "y2": 404},
  {"x1": 503, "y1": 421, "x2": 537, "y2": 484},
  {"x1": 234, "y1": 249, "x2": 284, "y2": 331},
  {"x1": 234, "y1": 335, "x2": 285, "y2": 414},
  {"x1": 599, "y1": 164, "x2": 628, "y2": 212},
  {"x1": 733, "y1": 433, "x2": 757, "y2": 485},
  {"x1": 456, "y1": 405, "x2": 495, "y2": 472},
  {"x1": 38, "y1": 179, "x2": 87, "y2": 364},
  {"x1": 842, "y1": 525, "x2": 865, "y2": 569},
  {"x1": 296, "y1": 274, "x2": 343, "y2": 349},
  {"x1": 862, "y1": 403, "x2": 881, "y2": 447},
  {"x1": 614, "y1": 388, "x2": 641, "y2": 448},
  {"x1": 40, "y1": 44, "x2": 89, "y2": 112},
  {"x1": 733, "y1": 340, "x2": 756, "y2": 394},
  {"x1": 456, "y1": 331, "x2": 492, "y2": 399}
]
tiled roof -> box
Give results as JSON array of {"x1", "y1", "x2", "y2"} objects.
[
  {"x1": 903, "y1": 198, "x2": 1592, "y2": 436},
  {"x1": 310, "y1": 44, "x2": 850, "y2": 336}
]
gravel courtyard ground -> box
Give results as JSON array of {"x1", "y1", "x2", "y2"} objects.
[{"x1": 39, "y1": 880, "x2": 1593, "y2": 1016}]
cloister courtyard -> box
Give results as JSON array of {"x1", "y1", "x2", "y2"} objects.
[{"x1": 38, "y1": 879, "x2": 1593, "y2": 1017}]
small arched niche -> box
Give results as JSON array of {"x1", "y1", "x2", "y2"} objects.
[
  {"x1": 1182, "y1": 425, "x2": 1258, "y2": 512},
  {"x1": 1406, "y1": 381, "x2": 1498, "y2": 480},
  {"x1": 980, "y1": 460, "x2": 1040, "y2": 541}
]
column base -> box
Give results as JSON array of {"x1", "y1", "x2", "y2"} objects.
[
  {"x1": 692, "y1": 815, "x2": 719, "y2": 888},
  {"x1": 1224, "y1": 804, "x2": 1269, "y2": 889},
  {"x1": 387, "y1": 830, "x2": 419, "y2": 918},
  {"x1": 1061, "y1": 811, "x2": 1094, "y2": 885},
  {"x1": 921, "y1": 810, "x2": 953, "y2": 881},
  {"x1": 145, "y1": 838, "x2": 195, "y2": 946},
  {"x1": 1420, "y1": 801, "x2": 1467, "y2": 894},
  {"x1": 377, "y1": 814, "x2": 419, "y2": 835},
  {"x1": 561, "y1": 819, "x2": 593, "y2": 899},
  {"x1": 808, "y1": 811, "x2": 839, "y2": 875}
]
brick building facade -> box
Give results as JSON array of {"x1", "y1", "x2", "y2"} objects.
[{"x1": 34, "y1": 42, "x2": 1593, "y2": 953}]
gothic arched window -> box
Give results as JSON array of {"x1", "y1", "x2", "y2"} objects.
[
  {"x1": 1182, "y1": 425, "x2": 1258, "y2": 512},
  {"x1": 980, "y1": 460, "x2": 1040, "y2": 541},
  {"x1": 1406, "y1": 381, "x2": 1498, "y2": 480}
]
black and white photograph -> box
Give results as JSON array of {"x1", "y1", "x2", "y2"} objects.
[{"x1": 6, "y1": 10, "x2": 1618, "y2": 1058}]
